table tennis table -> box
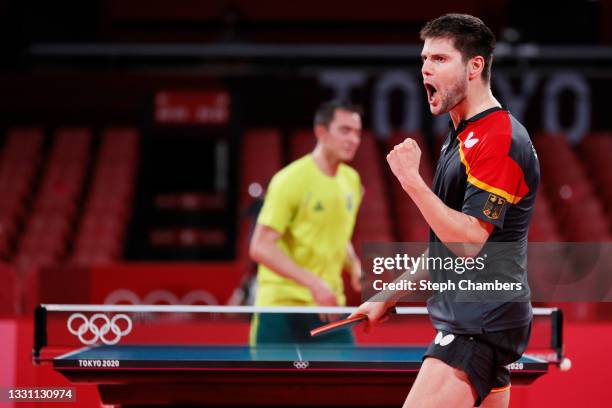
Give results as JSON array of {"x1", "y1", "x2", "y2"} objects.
[{"x1": 53, "y1": 344, "x2": 548, "y2": 407}]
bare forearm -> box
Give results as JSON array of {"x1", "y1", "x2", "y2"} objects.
[
  {"x1": 250, "y1": 242, "x2": 318, "y2": 288},
  {"x1": 403, "y1": 177, "x2": 487, "y2": 244},
  {"x1": 369, "y1": 250, "x2": 430, "y2": 305},
  {"x1": 387, "y1": 138, "x2": 488, "y2": 245}
]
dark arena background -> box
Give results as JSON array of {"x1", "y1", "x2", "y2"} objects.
[{"x1": 0, "y1": 1, "x2": 611, "y2": 407}]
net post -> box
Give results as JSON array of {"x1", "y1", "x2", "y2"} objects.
[
  {"x1": 551, "y1": 308, "x2": 564, "y2": 360},
  {"x1": 33, "y1": 304, "x2": 48, "y2": 364}
]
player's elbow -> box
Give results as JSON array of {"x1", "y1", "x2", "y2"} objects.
[
  {"x1": 465, "y1": 228, "x2": 490, "y2": 245},
  {"x1": 441, "y1": 216, "x2": 491, "y2": 257},
  {"x1": 460, "y1": 220, "x2": 492, "y2": 255},
  {"x1": 462, "y1": 237, "x2": 488, "y2": 258}
]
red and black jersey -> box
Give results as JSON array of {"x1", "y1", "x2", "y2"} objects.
[{"x1": 428, "y1": 107, "x2": 540, "y2": 333}]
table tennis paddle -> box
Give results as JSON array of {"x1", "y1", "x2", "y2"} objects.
[
  {"x1": 310, "y1": 314, "x2": 368, "y2": 337},
  {"x1": 310, "y1": 308, "x2": 397, "y2": 337}
]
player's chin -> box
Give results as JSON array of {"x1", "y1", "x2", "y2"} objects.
[
  {"x1": 428, "y1": 104, "x2": 448, "y2": 116},
  {"x1": 340, "y1": 151, "x2": 357, "y2": 162}
]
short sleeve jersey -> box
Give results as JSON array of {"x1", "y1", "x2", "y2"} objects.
[
  {"x1": 254, "y1": 155, "x2": 362, "y2": 307},
  {"x1": 428, "y1": 107, "x2": 540, "y2": 333}
]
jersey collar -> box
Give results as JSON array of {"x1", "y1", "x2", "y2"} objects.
[{"x1": 448, "y1": 106, "x2": 506, "y2": 136}]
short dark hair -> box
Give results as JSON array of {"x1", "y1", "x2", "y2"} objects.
[
  {"x1": 420, "y1": 13, "x2": 496, "y2": 82},
  {"x1": 314, "y1": 100, "x2": 363, "y2": 128}
]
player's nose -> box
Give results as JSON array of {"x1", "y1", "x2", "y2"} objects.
[{"x1": 421, "y1": 60, "x2": 433, "y2": 78}]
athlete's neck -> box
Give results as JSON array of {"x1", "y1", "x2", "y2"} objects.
[
  {"x1": 449, "y1": 84, "x2": 501, "y2": 130},
  {"x1": 312, "y1": 145, "x2": 340, "y2": 177}
]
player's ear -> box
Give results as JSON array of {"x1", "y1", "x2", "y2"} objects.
[
  {"x1": 468, "y1": 55, "x2": 485, "y2": 81},
  {"x1": 314, "y1": 124, "x2": 328, "y2": 141}
]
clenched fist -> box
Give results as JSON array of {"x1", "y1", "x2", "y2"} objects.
[{"x1": 386, "y1": 138, "x2": 423, "y2": 191}]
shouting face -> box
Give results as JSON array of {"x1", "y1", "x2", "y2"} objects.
[{"x1": 421, "y1": 37, "x2": 469, "y2": 115}]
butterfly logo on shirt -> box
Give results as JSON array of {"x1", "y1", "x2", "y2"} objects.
[
  {"x1": 434, "y1": 331, "x2": 455, "y2": 346},
  {"x1": 463, "y1": 131, "x2": 479, "y2": 148}
]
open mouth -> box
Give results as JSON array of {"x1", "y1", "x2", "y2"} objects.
[{"x1": 425, "y1": 83, "x2": 438, "y2": 105}]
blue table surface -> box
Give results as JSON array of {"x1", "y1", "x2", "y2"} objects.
[{"x1": 58, "y1": 345, "x2": 542, "y2": 364}]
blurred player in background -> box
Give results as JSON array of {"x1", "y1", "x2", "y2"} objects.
[{"x1": 249, "y1": 100, "x2": 363, "y2": 344}]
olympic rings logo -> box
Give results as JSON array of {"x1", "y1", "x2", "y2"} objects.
[
  {"x1": 104, "y1": 289, "x2": 219, "y2": 306},
  {"x1": 293, "y1": 360, "x2": 310, "y2": 369},
  {"x1": 67, "y1": 313, "x2": 133, "y2": 345}
]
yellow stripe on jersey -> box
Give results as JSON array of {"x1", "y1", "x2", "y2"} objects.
[{"x1": 458, "y1": 141, "x2": 522, "y2": 204}]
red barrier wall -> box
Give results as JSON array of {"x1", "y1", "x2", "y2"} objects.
[{"x1": 38, "y1": 262, "x2": 243, "y2": 307}]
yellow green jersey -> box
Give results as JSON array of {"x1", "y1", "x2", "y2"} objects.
[{"x1": 254, "y1": 154, "x2": 362, "y2": 307}]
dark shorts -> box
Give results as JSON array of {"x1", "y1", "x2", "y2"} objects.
[
  {"x1": 250, "y1": 313, "x2": 355, "y2": 345},
  {"x1": 424, "y1": 323, "x2": 531, "y2": 407}
]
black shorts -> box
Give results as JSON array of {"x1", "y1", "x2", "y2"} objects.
[{"x1": 423, "y1": 324, "x2": 531, "y2": 407}]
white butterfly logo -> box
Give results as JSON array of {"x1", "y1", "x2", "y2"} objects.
[
  {"x1": 434, "y1": 331, "x2": 456, "y2": 347},
  {"x1": 464, "y1": 132, "x2": 479, "y2": 148}
]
